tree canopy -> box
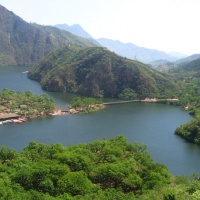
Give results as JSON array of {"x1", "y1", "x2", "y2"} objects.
[
  {"x1": 0, "y1": 136, "x2": 199, "y2": 199},
  {"x1": 0, "y1": 89, "x2": 55, "y2": 118}
]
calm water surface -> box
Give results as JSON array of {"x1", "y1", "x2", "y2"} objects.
[{"x1": 0, "y1": 66, "x2": 199, "y2": 175}]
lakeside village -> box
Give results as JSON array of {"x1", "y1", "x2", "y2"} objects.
[{"x1": 0, "y1": 89, "x2": 179, "y2": 126}]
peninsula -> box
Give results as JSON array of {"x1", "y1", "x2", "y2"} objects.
[{"x1": 0, "y1": 89, "x2": 55, "y2": 121}]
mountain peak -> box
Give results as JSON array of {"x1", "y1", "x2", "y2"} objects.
[{"x1": 54, "y1": 23, "x2": 93, "y2": 39}]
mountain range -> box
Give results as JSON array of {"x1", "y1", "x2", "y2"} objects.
[
  {"x1": 175, "y1": 54, "x2": 200, "y2": 65},
  {"x1": 148, "y1": 54, "x2": 200, "y2": 72},
  {"x1": 96, "y1": 38, "x2": 180, "y2": 64},
  {"x1": 0, "y1": 5, "x2": 96, "y2": 66},
  {"x1": 0, "y1": 4, "x2": 197, "y2": 73},
  {"x1": 54, "y1": 23, "x2": 186, "y2": 64}
]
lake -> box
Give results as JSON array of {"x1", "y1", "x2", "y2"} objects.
[{"x1": 0, "y1": 66, "x2": 199, "y2": 175}]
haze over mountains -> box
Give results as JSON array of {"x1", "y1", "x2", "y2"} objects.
[
  {"x1": 175, "y1": 54, "x2": 200, "y2": 65},
  {"x1": 96, "y1": 38, "x2": 180, "y2": 64},
  {"x1": 0, "y1": 4, "x2": 198, "y2": 69},
  {"x1": 54, "y1": 23, "x2": 186, "y2": 64},
  {"x1": 54, "y1": 24, "x2": 94, "y2": 39},
  {"x1": 149, "y1": 54, "x2": 200, "y2": 72}
]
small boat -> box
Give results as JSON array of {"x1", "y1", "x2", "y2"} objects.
[
  {"x1": 11, "y1": 119, "x2": 21, "y2": 123},
  {"x1": 3, "y1": 120, "x2": 12, "y2": 123},
  {"x1": 16, "y1": 120, "x2": 23, "y2": 124},
  {"x1": 18, "y1": 118, "x2": 27, "y2": 122},
  {"x1": 0, "y1": 122, "x2": 3, "y2": 125}
]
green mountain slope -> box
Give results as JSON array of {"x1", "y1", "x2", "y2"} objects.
[
  {"x1": 0, "y1": 5, "x2": 96, "y2": 66},
  {"x1": 177, "y1": 58, "x2": 200, "y2": 73},
  {"x1": 169, "y1": 58, "x2": 200, "y2": 80},
  {"x1": 28, "y1": 46, "x2": 176, "y2": 99},
  {"x1": 175, "y1": 54, "x2": 200, "y2": 65},
  {"x1": 166, "y1": 58, "x2": 200, "y2": 145}
]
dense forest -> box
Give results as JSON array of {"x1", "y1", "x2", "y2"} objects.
[
  {"x1": 28, "y1": 45, "x2": 176, "y2": 99},
  {"x1": 0, "y1": 136, "x2": 200, "y2": 200},
  {"x1": 0, "y1": 89, "x2": 55, "y2": 118},
  {"x1": 167, "y1": 59, "x2": 200, "y2": 145}
]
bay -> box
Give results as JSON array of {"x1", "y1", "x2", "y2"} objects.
[{"x1": 0, "y1": 66, "x2": 199, "y2": 175}]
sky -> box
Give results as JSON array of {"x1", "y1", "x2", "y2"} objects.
[{"x1": 0, "y1": 0, "x2": 200, "y2": 55}]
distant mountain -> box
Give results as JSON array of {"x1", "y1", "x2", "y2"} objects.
[
  {"x1": 168, "y1": 56, "x2": 200, "y2": 79},
  {"x1": 0, "y1": 5, "x2": 97, "y2": 66},
  {"x1": 149, "y1": 60, "x2": 173, "y2": 68},
  {"x1": 54, "y1": 24, "x2": 185, "y2": 64},
  {"x1": 149, "y1": 54, "x2": 200, "y2": 72},
  {"x1": 169, "y1": 52, "x2": 187, "y2": 59},
  {"x1": 175, "y1": 54, "x2": 200, "y2": 65},
  {"x1": 173, "y1": 58, "x2": 200, "y2": 73},
  {"x1": 28, "y1": 45, "x2": 176, "y2": 99},
  {"x1": 181, "y1": 58, "x2": 200, "y2": 71},
  {"x1": 54, "y1": 23, "x2": 100, "y2": 46},
  {"x1": 54, "y1": 24, "x2": 93, "y2": 39},
  {"x1": 96, "y1": 38, "x2": 179, "y2": 64}
]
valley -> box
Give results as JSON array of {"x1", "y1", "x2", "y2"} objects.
[{"x1": 1, "y1": 3, "x2": 200, "y2": 199}]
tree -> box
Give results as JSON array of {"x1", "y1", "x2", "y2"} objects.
[
  {"x1": 57, "y1": 171, "x2": 93, "y2": 195},
  {"x1": 0, "y1": 146, "x2": 17, "y2": 163},
  {"x1": 119, "y1": 88, "x2": 138, "y2": 100}
]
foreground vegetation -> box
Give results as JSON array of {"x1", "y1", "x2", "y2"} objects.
[
  {"x1": 0, "y1": 89, "x2": 55, "y2": 118},
  {"x1": 0, "y1": 135, "x2": 200, "y2": 199}
]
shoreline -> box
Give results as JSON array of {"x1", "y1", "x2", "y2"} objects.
[
  {"x1": 52, "y1": 104, "x2": 105, "y2": 115},
  {"x1": 0, "y1": 98, "x2": 180, "y2": 120}
]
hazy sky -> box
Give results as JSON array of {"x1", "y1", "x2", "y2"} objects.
[{"x1": 0, "y1": 0, "x2": 200, "y2": 55}]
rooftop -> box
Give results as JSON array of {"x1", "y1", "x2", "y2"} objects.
[{"x1": 0, "y1": 113, "x2": 20, "y2": 120}]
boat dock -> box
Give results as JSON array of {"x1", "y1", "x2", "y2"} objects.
[
  {"x1": 0, "y1": 113, "x2": 27, "y2": 125},
  {"x1": 0, "y1": 113, "x2": 20, "y2": 121}
]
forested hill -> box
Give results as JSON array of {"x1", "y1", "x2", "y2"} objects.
[
  {"x1": 168, "y1": 58, "x2": 200, "y2": 146},
  {"x1": 175, "y1": 54, "x2": 200, "y2": 65},
  {"x1": 169, "y1": 58, "x2": 200, "y2": 81},
  {"x1": 0, "y1": 5, "x2": 96, "y2": 66},
  {"x1": 28, "y1": 45, "x2": 176, "y2": 99},
  {"x1": 173, "y1": 58, "x2": 200, "y2": 74}
]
